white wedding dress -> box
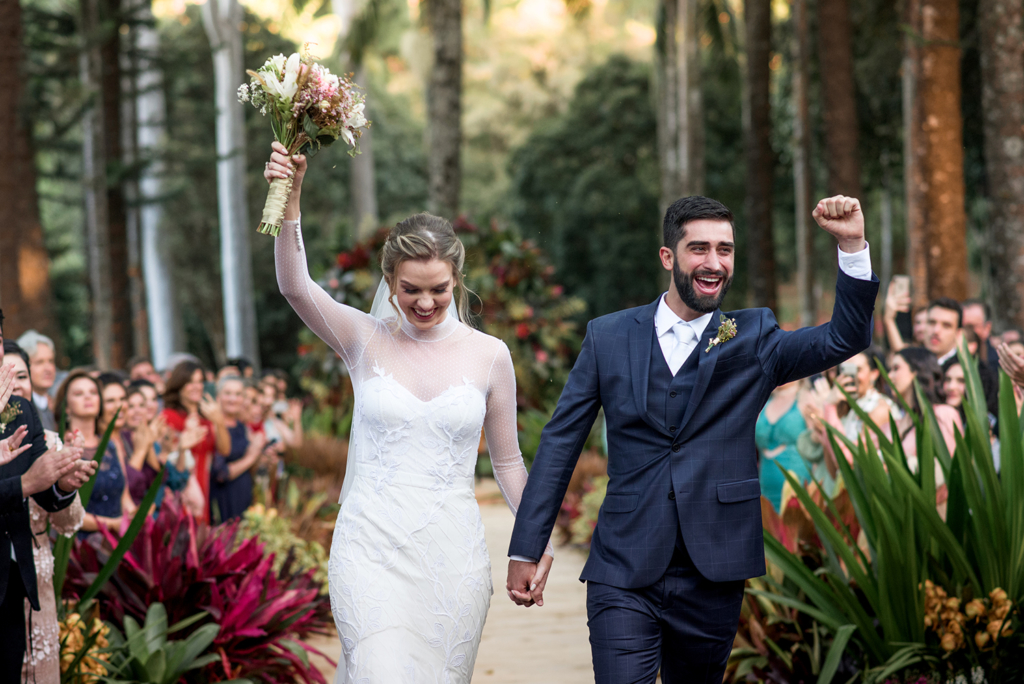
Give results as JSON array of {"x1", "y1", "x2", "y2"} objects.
[{"x1": 276, "y1": 219, "x2": 548, "y2": 684}]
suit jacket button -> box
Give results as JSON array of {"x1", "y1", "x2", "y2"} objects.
[
  {"x1": 669, "y1": 425, "x2": 677, "y2": 432},
  {"x1": 668, "y1": 491, "x2": 676, "y2": 500},
  {"x1": 669, "y1": 391, "x2": 677, "y2": 398},
  {"x1": 672, "y1": 443, "x2": 681, "y2": 452}
]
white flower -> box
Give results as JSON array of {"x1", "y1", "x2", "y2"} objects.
[
  {"x1": 260, "y1": 52, "x2": 301, "y2": 101},
  {"x1": 268, "y1": 53, "x2": 287, "y2": 73},
  {"x1": 237, "y1": 83, "x2": 250, "y2": 103}
]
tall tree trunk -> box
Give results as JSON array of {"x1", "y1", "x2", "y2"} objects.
[
  {"x1": 81, "y1": 0, "x2": 116, "y2": 368},
  {"x1": 203, "y1": 0, "x2": 260, "y2": 366},
  {"x1": 791, "y1": 0, "x2": 814, "y2": 326},
  {"x1": 122, "y1": 2, "x2": 149, "y2": 359},
  {"x1": 0, "y1": 0, "x2": 55, "y2": 338},
  {"x1": 743, "y1": 0, "x2": 776, "y2": 309},
  {"x1": 906, "y1": 0, "x2": 968, "y2": 301},
  {"x1": 135, "y1": 1, "x2": 182, "y2": 369},
  {"x1": 656, "y1": 0, "x2": 704, "y2": 217},
  {"x1": 426, "y1": 0, "x2": 462, "y2": 219},
  {"x1": 817, "y1": 0, "x2": 861, "y2": 198},
  {"x1": 101, "y1": 0, "x2": 131, "y2": 368},
  {"x1": 979, "y1": 0, "x2": 1024, "y2": 330},
  {"x1": 904, "y1": 0, "x2": 929, "y2": 308}
]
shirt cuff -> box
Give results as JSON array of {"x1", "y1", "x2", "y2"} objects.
[
  {"x1": 53, "y1": 483, "x2": 76, "y2": 500},
  {"x1": 509, "y1": 555, "x2": 537, "y2": 563},
  {"x1": 837, "y1": 242, "x2": 872, "y2": 281}
]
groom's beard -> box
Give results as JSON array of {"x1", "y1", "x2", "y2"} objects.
[{"x1": 673, "y1": 261, "x2": 733, "y2": 314}]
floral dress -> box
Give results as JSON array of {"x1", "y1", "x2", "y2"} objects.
[{"x1": 22, "y1": 431, "x2": 85, "y2": 683}]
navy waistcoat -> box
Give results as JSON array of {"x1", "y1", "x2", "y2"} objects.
[{"x1": 647, "y1": 325, "x2": 702, "y2": 432}]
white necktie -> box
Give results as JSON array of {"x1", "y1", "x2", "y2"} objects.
[{"x1": 667, "y1": 322, "x2": 695, "y2": 375}]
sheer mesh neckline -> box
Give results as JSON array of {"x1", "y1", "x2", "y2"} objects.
[{"x1": 396, "y1": 307, "x2": 461, "y2": 343}]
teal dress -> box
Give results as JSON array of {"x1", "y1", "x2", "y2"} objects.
[{"x1": 756, "y1": 400, "x2": 811, "y2": 512}]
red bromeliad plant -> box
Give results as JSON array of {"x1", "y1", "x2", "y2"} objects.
[{"x1": 64, "y1": 499, "x2": 334, "y2": 683}]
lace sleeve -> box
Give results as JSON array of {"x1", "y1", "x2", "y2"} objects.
[
  {"x1": 49, "y1": 492, "x2": 85, "y2": 537},
  {"x1": 483, "y1": 342, "x2": 554, "y2": 558},
  {"x1": 276, "y1": 216, "x2": 377, "y2": 367}
]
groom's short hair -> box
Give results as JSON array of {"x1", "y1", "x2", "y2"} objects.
[{"x1": 663, "y1": 196, "x2": 734, "y2": 252}]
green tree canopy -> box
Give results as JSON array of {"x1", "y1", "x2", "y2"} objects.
[{"x1": 508, "y1": 54, "x2": 662, "y2": 319}]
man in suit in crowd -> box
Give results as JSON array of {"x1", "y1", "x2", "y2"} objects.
[
  {"x1": 506, "y1": 196, "x2": 878, "y2": 683},
  {"x1": 0, "y1": 311, "x2": 97, "y2": 679},
  {"x1": 16, "y1": 330, "x2": 59, "y2": 431}
]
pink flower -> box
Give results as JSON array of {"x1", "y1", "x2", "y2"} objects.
[{"x1": 535, "y1": 350, "x2": 549, "y2": 364}]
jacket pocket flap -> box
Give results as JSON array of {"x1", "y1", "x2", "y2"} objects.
[
  {"x1": 717, "y1": 478, "x2": 762, "y2": 503},
  {"x1": 601, "y1": 493, "x2": 639, "y2": 513}
]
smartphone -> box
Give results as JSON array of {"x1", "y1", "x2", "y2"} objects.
[
  {"x1": 890, "y1": 274, "x2": 911, "y2": 299},
  {"x1": 838, "y1": 361, "x2": 859, "y2": 378}
]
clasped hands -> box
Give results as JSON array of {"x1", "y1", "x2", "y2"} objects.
[
  {"x1": 12, "y1": 429, "x2": 98, "y2": 497},
  {"x1": 506, "y1": 554, "x2": 554, "y2": 608}
]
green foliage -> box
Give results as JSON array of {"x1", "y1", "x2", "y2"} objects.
[
  {"x1": 237, "y1": 497, "x2": 330, "y2": 588},
  {"x1": 764, "y1": 343, "x2": 1024, "y2": 681},
  {"x1": 508, "y1": 54, "x2": 661, "y2": 318},
  {"x1": 101, "y1": 604, "x2": 246, "y2": 684}
]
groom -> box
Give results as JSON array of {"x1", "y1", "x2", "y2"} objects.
[{"x1": 506, "y1": 195, "x2": 878, "y2": 682}]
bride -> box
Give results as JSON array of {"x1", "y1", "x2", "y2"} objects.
[{"x1": 265, "y1": 142, "x2": 553, "y2": 683}]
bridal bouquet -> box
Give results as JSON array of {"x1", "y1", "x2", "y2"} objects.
[{"x1": 239, "y1": 52, "x2": 368, "y2": 236}]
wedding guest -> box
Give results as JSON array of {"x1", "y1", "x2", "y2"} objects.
[
  {"x1": 257, "y1": 378, "x2": 303, "y2": 450},
  {"x1": 0, "y1": 314, "x2": 93, "y2": 681},
  {"x1": 161, "y1": 362, "x2": 230, "y2": 524},
  {"x1": 817, "y1": 349, "x2": 893, "y2": 466},
  {"x1": 887, "y1": 348, "x2": 961, "y2": 468},
  {"x1": 123, "y1": 386, "x2": 165, "y2": 506},
  {"x1": 128, "y1": 356, "x2": 165, "y2": 395},
  {"x1": 56, "y1": 371, "x2": 135, "y2": 539},
  {"x1": 3, "y1": 342, "x2": 86, "y2": 683},
  {"x1": 209, "y1": 376, "x2": 265, "y2": 522},
  {"x1": 962, "y1": 299, "x2": 996, "y2": 366},
  {"x1": 755, "y1": 381, "x2": 810, "y2": 512},
  {"x1": 16, "y1": 331, "x2": 58, "y2": 431},
  {"x1": 226, "y1": 357, "x2": 255, "y2": 379},
  {"x1": 127, "y1": 379, "x2": 161, "y2": 421},
  {"x1": 942, "y1": 359, "x2": 966, "y2": 419}
]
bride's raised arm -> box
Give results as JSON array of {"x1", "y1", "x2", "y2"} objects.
[
  {"x1": 267, "y1": 142, "x2": 377, "y2": 367},
  {"x1": 483, "y1": 342, "x2": 554, "y2": 559}
]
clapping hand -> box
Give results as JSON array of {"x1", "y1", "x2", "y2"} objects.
[
  {"x1": 0, "y1": 364, "x2": 15, "y2": 415},
  {"x1": 180, "y1": 415, "x2": 208, "y2": 452},
  {"x1": 199, "y1": 393, "x2": 223, "y2": 424},
  {"x1": 56, "y1": 429, "x2": 96, "y2": 492},
  {"x1": 997, "y1": 343, "x2": 1024, "y2": 388},
  {"x1": 0, "y1": 425, "x2": 31, "y2": 466},
  {"x1": 812, "y1": 195, "x2": 866, "y2": 253}
]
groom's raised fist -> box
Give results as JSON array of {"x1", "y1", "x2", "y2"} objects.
[{"x1": 812, "y1": 195, "x2": 865, "y2": 254}]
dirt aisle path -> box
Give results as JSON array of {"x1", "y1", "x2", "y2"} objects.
[{"x1": 305, "y1": 483, "x2": 594, "y2": 683}]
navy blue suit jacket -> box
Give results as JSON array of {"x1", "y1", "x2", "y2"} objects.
[
  {"x1": 509, "y1": 271, "x2": 879, "y2": 588},
  {"x1": 0, "y1": 395, "x2": 73, "y2": 608}
]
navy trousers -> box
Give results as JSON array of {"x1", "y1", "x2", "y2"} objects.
[
  {"x1": 0, "y1": 562, "x2": 27, "y2": 682},
  {"x1": 586, "y1": 543, "x2": 745, "y2": 684}
]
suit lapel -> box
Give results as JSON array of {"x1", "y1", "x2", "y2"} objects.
[
  {"x1": 678, "y1": 309, "x2": 723, "y2": 435},
  {"x1": 629, "y1": 299, "x2": 667, "y2": 435}
]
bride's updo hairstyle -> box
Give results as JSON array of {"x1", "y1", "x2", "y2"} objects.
[{"x1": 380, "y1": 213, "x2": 472, "y2": 323}]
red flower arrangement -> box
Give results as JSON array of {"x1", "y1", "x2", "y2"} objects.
[{"x1": 64, "y1": 499, "x2": 334, "y2": 683}]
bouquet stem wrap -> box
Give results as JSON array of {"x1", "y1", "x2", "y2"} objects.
[{"x1": 259, "y1": 173, "x2": 296, "y2": 236}]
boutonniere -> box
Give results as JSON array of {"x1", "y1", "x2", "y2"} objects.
[
  {"x1": 0, "y1": 402, "x2": 22, "y2": 435},
  {"x1": 706, "y1": 315, "x2": 738, "y2": 353}
]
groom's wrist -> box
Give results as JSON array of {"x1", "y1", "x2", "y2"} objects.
[
  {"x1": 838, "y1": 236, "x2": 866, "y2": 254},
  {"x1": 509, "y1": 555, "x2": 538, "y2": 564}
]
